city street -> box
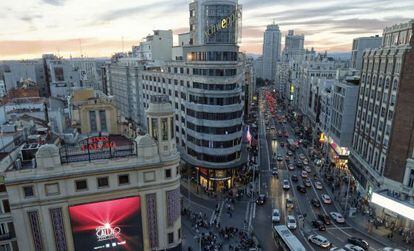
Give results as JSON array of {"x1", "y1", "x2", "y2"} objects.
[{"x1": 253, "y1": 87, "x2": 392, "y2": 250}]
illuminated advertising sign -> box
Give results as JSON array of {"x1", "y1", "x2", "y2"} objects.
[
  {"x1": 204, "y1": 7, "x2": 242, "y2": 38},
  {"x1": 69, "y1": 197, "x2": 143, "y2": 251},
  {"x1": 81, "y1": 136, "x2": 116, "y2": 152},
  {"x1": 371, "y1": 192, "x2": 414, "y2": 220}
]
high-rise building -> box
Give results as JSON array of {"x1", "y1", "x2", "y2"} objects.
[
  {"x1": 282, "y1": 30, "x2": 304, "y2": 62},
  {"x1": 253, "y1": 56, "x2": 263, "y2": 79},
  {"x1": 351, "y1": 35, "x2": 382, "y2": 70},
  {"x1": 141, "y1": 0, "x2": 245, "y2": 191},
  {"x1": 262, "y1": 23, "x2": 281, "y2": 82},
  {"x1": 349, "y1": 20, "x2": 414, "y2": 227}
]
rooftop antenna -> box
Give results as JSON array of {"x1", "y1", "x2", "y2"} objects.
[{"x1": 79, "y1": 39, "x2": 83, "y2": 58}]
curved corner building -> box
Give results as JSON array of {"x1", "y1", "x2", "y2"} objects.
[{"x1": 142, "y1": 0, "x2": 245, "y2": 191}]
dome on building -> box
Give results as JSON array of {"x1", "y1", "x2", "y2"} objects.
[
  {"x1": 36, "y1": 144, "x2": 59, "y2": 158},
  {"x1": 135, "y1": 134, "x2": 160, "y2": 162}
]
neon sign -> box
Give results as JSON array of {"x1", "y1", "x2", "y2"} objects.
[
  {"x1": 96, "y1": 223, "x2": 121, "y2": 241},
  {"x1": 205, "y1": 7, "x2": 242, "y2": 37},
  {"x1": 81, "y1": 136, "x2": 116, "y2": 152}
]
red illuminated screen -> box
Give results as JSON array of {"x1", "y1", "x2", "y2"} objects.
[{"x1": 69, "y1": 197, "x2": 143, "y2": 251}]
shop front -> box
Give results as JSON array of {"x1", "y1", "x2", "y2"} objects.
[
  {"x1": 328, "y1": 140, "x2": 350, "y2": 171},
  {"x1": 197, "y1": 167, "x2": 233, "y2": 192}
]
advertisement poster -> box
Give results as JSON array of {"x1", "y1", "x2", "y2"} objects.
[{"x1": 69, "y1": 197, "x2": 143, "y2": 251}]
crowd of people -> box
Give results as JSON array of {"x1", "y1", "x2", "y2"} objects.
[{"x1": 182, "y1": 206, "x2": 258, "y2": 251}]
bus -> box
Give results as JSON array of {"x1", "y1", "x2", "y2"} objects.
[{"x1": 273, "y1": 225, "x2": 307, "y2": 251}]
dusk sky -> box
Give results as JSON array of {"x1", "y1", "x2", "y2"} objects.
[{"x1": 0, "y1": 0, "x2": 413, "y2": 59}]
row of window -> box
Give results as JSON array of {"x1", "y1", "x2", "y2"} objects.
[
  {"x1": 186, "y1": 135, "x2": 241, "y2": 148},
  {"x1": 187, "y1": 148, "x2": 240, "y2": 163},
  {"x1": 187, "y1": 122, "x2": 241, "y2": 135},
  {"x1": 193, "y1": 82, "x2": 238, "y2": 91},
  {"x1": 186, "y1": 109, "x2": 242, "y2": 120},
  {"x1": 193, "y1": 68, "x2": 237, "y2": 77},
  {"x1": 23, "y1": 170, "x2": 175, "y2": 198},
  {"x1": 189, "y1": 95, "x2": 241, "y2": 106},
  {"x1": 187, "y1": 51, "x2": 238, "y2": 61}
]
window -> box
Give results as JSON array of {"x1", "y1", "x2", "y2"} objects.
[
  {"x1": 99, "y1": 110, "x2": 107, "y2": 131},
  {"x1": 23, "y1": 186, "x2": 34, "y2": 197},
  {"x1": 168, "y1": 232, "x2": 174, "y2": 244},
  {"x1": 75, "y1": 180, "x2": 88, "y2": 191},
  {"x1": 0, "y1": 184, "x2": 6, "y2": 193},
  {"x1": 0, "y1": 243, "x2": 10, "y2": 251},
  {"x1": 45, "y1": 183, "x2": 60, "y2": 196},
  {"x1": 151, "y1": 118, "x2": 158, "y2": 140},
  {"x1": 89, "y1": 111, "x2": 97, "y2": 132},
  {"x1": 165, "y1": 169, "x2": 172, "y2": 178},
  {"x1": 2, "y1": 200, "x2": 10, "y2": 213},
  {"x1": 161, "y1": 118, "x2": 168, "y2": 140},
  {"x1": 118, "y1": 174, "x2": 129, "y2": 185},
  {"x1": 0, "y1": 223, "x2": 7, "y2": 236},
  {"x1": 97, "y1": 177, "x2": 109, "y2": 188}
]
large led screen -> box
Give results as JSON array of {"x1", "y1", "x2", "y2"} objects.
[{"x1": 69, "y1": 197, "x2": 143, "y2": 251}]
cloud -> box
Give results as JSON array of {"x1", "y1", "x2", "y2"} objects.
[
  {"x1": 97, "y1": 0, "x2": 187, "y2": 22},
  {"x1": 42, "y1": 0, "x2": 66, "y2": 6},
  {"x1": 20, "y1": 14, "x2": 43, "y2": 23},
  {"x1": 173, "y1": 27, "x2": 189, "y2": 35}
]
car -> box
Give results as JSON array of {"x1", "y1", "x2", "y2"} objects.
[
  {"x1": 296, "y1": 185, "x2": 306, "y2": 193},
  {"x1": 347, "y1": 237, "x2": 369, "y2": 250},
  {"x1": 318, "y1": 214, "x2": 332, "y2": 225},
  {"x1": 272, "y1": 168, "x2": 278, "y2": 176},
  {"x1": 344, "y1": 244, "x2": 365, "y2": 251},
  {"x1": 256, "y1": 194, "x2": 266, "y2": 205},
  {"x1": 322, "y1": 194, "x2": 332, "y2": 204},
  {"x1": 285, "y1": 155, "x2": 290, "y2": 161},
  {"x1": 286, "y1": 198, "x2": 294, "y2": 209},
  {"x1": 282, "y1": 179, "x2": 290, "y2": 190},
  {"x1": 312, "y1": 220, "x2": 326, "y2": 231},
  {"x1": 304, "y1": 178, "x2": 312, "y2": 187},
  {"x1": 330, "y1": 212, "x2": 345, "y2": 223},
  {"x1": 287, "y1": 215, "x2": 297, "y2": 230},
  {"x1": 315, "y1": 181, "x2": 323, "y2": 190},
  {"x1": 296, "y1": 161, "x2": 303, "y2": 168},
  {"x1": 308, "y1": 234, "x2": 331, "y2": 248},
  {"x1": 283, "y1": 131, "x2": 289, "y2": 137},
  {"x1": 301, "y1": 170, "x2": 308, "y2": 178},
  {"x1": 272, "y1": 209, "x2": 281, "y2": 223},
  {"x1": 304, "y1": 165, "x2": 312, "y2": 173},
  {"x1": 287, "y1": 151, "x2": 293, "y2": 156},
  {"x1": 280, "y1": 142, "x2": 285, "y2": 147},
  {"x1": 288, "y1": 163, "x2": 295, "y2": 170},
  {"x1": 299, "y1": 153, "x2": 306, "y2": 160},
  {"x1": 277, "y1": 155, "x2": 283, "y2": 161},
  {"x1": 303, "y1": 159, "x2": 309, "y2": 165},
  {"x1": 330, "y1": 248, "x2": 347, "y2": 251},
  {"x1": 291, "y1": 174, "x2": 298, "y2": 182},
  {"x1": 311, "y1": 198, "x2": 321, "y2": 208}
]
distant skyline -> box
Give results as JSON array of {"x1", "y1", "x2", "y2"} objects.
[{"x1": 0, "y1": 0, "x2": 413, "y2": 59}]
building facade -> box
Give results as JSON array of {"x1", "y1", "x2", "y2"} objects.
[
  {"x1": 350, "y1": 20, "x2": 414, "y2": 228},
  {"x1": 351, "y1": 35, "x2": 382, "y2": 70},
  {"x1": 262, "y1": 23, "x2": 281, "y2": 82},
  {"x1": 282, "y1": 30, "x2": 304, "y2": 62},
  {"x1": 2, "y1": 96, "x2": 182, "y2": 251}
]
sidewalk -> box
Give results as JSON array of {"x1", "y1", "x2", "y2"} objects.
[{"x1": 318, "y1": 171, "x2": 413, "y2": 250}]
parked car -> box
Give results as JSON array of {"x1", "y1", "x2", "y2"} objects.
[
  {"x1": 347, "y1": 237, "x2": 369, "y2": 250},
  {"x1": 315, "y1": 181, "x2": 323, "y2": 190},
  {"x1": 287, "y1": 215, "x2": 297, "y2": 230},
  {"x1": 308, "y1": 234, "x2": 331, "y2": 248},
  {"x1": 330, "y1": 212, "x2": 345, "y2": 224},
  {"x1": 282, "y1": 179, "x2": 290, "y2": 190},
  {"x1": 344, "y1": 244, "x2": 365, "y2": 251},
  {"x1": 301, "y1": 170, "x2": 308, "y2": 178},
  {"x1": 311, "y1": 198, "x2": 321, "y2": 208},
  {"x1": 322, "y1": 194, "x2": 332, "y2": 204},
  {"x1": 286, "y1": 198, "x2": 294, "y2": 209},
  {"x1": 256, "y1": 194, "x2": 266, "y2": 205},
  {"x1": 272, "y1": 209, "x2": 281, "y2": 223},
  {"x1": 318, "y1": 214, "x2": 332, "y2": 225},
  {"x1": 304, "y1": 178, "x2": 312, "y2": 187},
  {"x1": 312, "y1": 220, "x2": 326, "y2": 231},
  {"x1": 296, "y1": 185, "x2": 306, "y2": 193},
  {"x1": 291, "y1": 174, "x2": 298, "y2": 182}
]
